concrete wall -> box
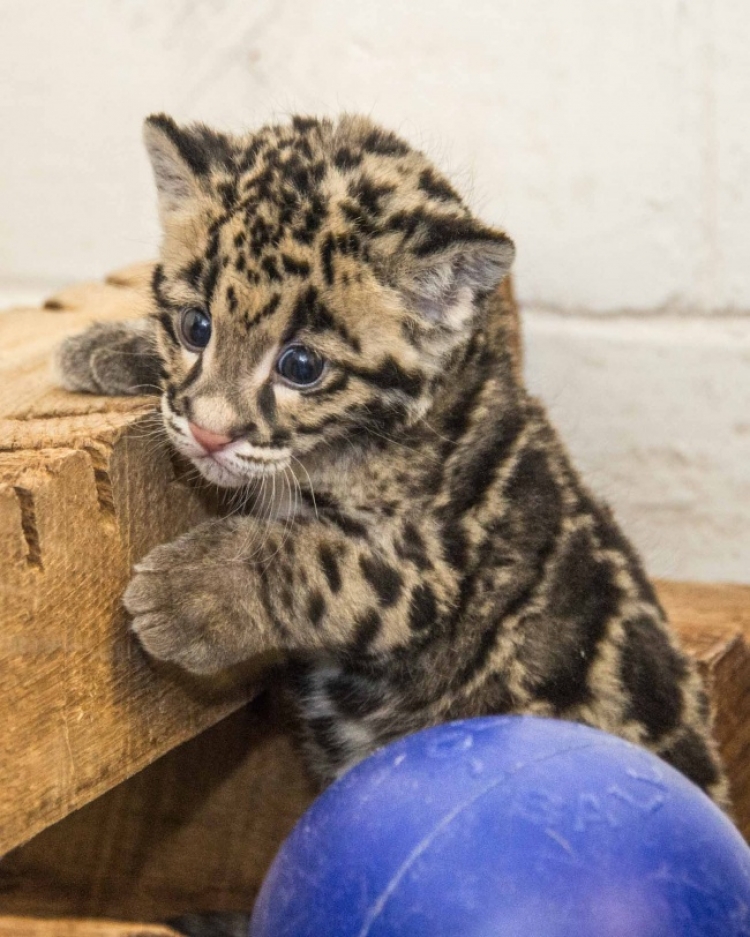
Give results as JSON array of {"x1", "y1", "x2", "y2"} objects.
[{"x1": 1, "y1": 1, "x2": 748, "y2": 581}]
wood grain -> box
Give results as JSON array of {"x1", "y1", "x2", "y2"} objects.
[
  {"x1": 660, "y1": 579, "x2": 750, "y2": 834},
  {"x1": 0, "y1": 918, "x2": 179, "y2": 937},
  {"x1": 0, "y1": 697, "x2": 315, "y2": 922},
  {"x1": 0, "y1": 265, "x2": 256, "y2": 857}
]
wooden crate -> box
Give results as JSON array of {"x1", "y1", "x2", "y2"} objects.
[
  {"x1": 0, "y1": 264, "x2": 259, "y2": 858},
  {"x1": 0, "y1": 266, "x2": 748, "y2": 927}
]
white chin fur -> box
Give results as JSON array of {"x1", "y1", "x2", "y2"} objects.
[
  {"x1": 192, "y1": 456, "x2": 249, "y2": 488},
  {"x1": 160, "y1": 398, "x2": 291, "y2": 488},
  {"x1": 192, "y1": 451, "x2": 290, "y2": 487}
]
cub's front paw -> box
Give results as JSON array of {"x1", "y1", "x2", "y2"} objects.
[
  {"x1": 54, "y1": 320, "x2": 162, "y2": 396},
  {"x1": 124, "y1": 532, "x2": 240, "y2": 675}
]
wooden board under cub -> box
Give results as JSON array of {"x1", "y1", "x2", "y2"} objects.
[
  {"x1": 0, "y1": 264, "x2": 257, "y2": 856},
  {"x1": 0, "y1": 583, "x2": 748, "y2": 925},
  {"x1": 0, "y1": 917, "x2": 179, "y2": 937}
]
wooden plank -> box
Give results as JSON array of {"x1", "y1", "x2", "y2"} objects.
[
  {"x1": 0, "y1": 263, "x2": 154, "y2": 425},
  {"x1": 0, "y1": 918, "x2": 179, "y2": 937},
  {"x1": 0, "y1": 698, "x2": 315, "y2": 922},
  {"x1": 0, "y1": 266, "x2": 257, "y2": 856},
  {"x1": 659, "y1": 579, "x2": 750, "y2": 836},
  {"x1": 1, "y1": 581, "x2": 749, "y2": 925}
]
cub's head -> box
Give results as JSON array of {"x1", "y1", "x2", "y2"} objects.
[{"x1": 144, "y1": 113, "x2": 514, "y2": 487}]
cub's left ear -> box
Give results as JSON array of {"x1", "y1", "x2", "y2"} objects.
[
  {"x1": 143, "y1": 114, "x2": 229, "y2": 224},
  {"x1": 399, "y1": 218, "x2": 515, "y2": 324}
]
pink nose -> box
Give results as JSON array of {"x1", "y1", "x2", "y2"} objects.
[{"x1": 188, "y1": 421, "x2": 234, "y2": 454}]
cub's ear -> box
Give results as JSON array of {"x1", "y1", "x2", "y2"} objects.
[
  {"x1": 143, "y1": 114, "x2": 230, "y2": 223},
  {"x1": 398, "y1": 217, "x2": 515, "y2": 325}
]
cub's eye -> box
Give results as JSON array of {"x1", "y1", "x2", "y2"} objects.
[
  {"x1": 276, "y1": 345, "x2": 326, "y2": 388},
  {"x1": 179, "y1": 307, "x2": 212, "y2": 352}
]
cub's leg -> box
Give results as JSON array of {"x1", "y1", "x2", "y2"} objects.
[{"x1": 55, "y1": 319, "x2": 162, "y2": 395}]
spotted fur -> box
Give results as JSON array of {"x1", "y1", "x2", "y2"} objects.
[{"x1": 57, "y1": 115, "x2": 727, "y2": 927}]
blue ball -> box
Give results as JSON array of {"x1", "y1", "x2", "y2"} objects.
[{"x1": 250, "y1": 717, "x2": 750, "y2": 937}]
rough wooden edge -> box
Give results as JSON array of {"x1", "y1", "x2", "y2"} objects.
[
  {"x1": 0, "y1": 699, "x2": 314, "y2": 922},
  {"x1": 0, "y1": 918, "x2": 180, "y2": 937},
  {"x1": 0, "y1": 266, "x2": 256, "y2": 856},
  {"x1": 660, "y1": 579, "x2": 750, "y2": 832}
]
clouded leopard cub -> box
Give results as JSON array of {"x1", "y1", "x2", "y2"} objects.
[{"x1": 58, "y1": 114, "x2": 726, "y2": 803}]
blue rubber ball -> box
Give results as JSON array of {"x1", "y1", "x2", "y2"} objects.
[{"x1": 251, "y1": 717, "x2": 750, "y2": 937}]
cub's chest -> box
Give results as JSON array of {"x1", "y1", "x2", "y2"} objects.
[{"x1": 290, "y1": 659, "x2": 394, "y2": 778}]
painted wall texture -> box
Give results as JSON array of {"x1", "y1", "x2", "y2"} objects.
[{"x1": 1, "y1": 0, "x2": 748, "y2": 581}]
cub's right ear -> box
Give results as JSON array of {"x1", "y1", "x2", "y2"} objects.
[{"x1": 142, "y1": 114, "x2": 218, "y2": 224}]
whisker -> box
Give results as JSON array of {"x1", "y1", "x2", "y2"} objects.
[{"x1": 291, "y1": 455, "x2": 318, "y2": 521}]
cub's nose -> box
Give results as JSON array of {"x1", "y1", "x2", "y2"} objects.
[{"x1": 188, "y1": 421, "x2": 234, "y2": 454}]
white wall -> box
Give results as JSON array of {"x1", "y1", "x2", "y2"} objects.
[{"x1": 1, "y1": 0, "x2": 748, "y2": 581}]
